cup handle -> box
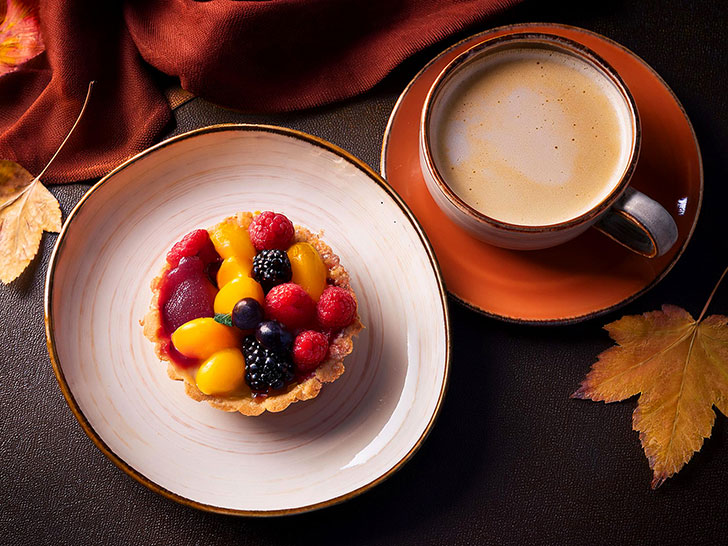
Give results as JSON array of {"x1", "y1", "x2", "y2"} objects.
[{"x1": 594, "y1": 187, "x2": 678, "y2": 258}]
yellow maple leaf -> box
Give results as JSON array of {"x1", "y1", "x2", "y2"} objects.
[
  {"x1": 573, "y1": 270, "x2": 728, "y2": 488},
  {"x1": 0, "y1": 161, "x2": 61, "y2": 282},
  {"x1": 0, "y1": 0, "x2": 45, "y2": 75},
  {"x1": 0, "y1": 81, "x2": 93, "y2": 284}
]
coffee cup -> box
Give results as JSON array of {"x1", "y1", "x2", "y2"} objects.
[{"x1": 419, "y1": 32, "x2": 677, "y2": 257}]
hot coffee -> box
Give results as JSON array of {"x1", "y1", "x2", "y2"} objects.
[{"x1": 430, "y1": 45, "x2": 634, "y2": 226}]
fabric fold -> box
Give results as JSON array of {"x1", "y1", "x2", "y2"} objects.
[{"x1": 0, "y1": 0, "x2": 519, "y2": 183}]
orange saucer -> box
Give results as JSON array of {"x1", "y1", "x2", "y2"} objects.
[{"x1": 381, "y1": 23, "x2": 702, "y2": 324}]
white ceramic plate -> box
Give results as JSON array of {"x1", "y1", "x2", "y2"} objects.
[{"x1": 45, "y1": 125, "x2": 449, "y2": 515}]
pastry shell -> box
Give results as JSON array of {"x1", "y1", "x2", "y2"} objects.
[{"x1": 141, "y1": 212, "x2": 363, "y2": 416}]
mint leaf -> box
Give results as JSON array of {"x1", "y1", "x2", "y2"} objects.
[{"x1": 214, "y1": 313, "x2": 233, "y2": 327}]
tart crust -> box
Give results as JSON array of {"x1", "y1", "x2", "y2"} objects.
[{"x1": 141, "y1": 212, "x2": 363, "y2": 416}]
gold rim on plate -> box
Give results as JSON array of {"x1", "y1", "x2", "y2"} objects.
[{"x1": 44, "y1": 123, "x2": 451, "y2": 516}]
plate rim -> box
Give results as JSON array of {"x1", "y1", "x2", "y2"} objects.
[
  {"x1": 379, "y1": 22, "x2": 704, "y2": 325},
  {"x1": 44, "y1": 123, "x2": 451, "y2": 516}
]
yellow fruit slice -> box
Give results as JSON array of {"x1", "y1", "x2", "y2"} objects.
[
  {"x1": 217, "y1": 255, "x2": 252, "y2": 287},
  {"x1": 209, "y1": 222, "x2": 256, "y2": 261},
  {"x1": 171, "y1": 318, "x2": 240, "y2": 360},
  {"x1": 196, "y1": 348, "x2": 246, "y2": 396},
  {"x1": 214, "y1": 276, "x2": 264, "y2": 314},
  {"x1": 287, "y1": 242, "x2": 327, "y2": 301}
]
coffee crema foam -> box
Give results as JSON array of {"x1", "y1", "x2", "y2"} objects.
[{"x1": 431, "y1": 46, "x2": 633, "y2": 226}]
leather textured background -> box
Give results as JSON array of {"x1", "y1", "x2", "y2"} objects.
[{"x1": 3, "y1": 1, "x2": 728, "y2": 544}]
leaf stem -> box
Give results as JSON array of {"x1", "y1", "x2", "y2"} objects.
[
  {"x1": 697, "y1": 264, "x2": 728, "y2": 322},
  {"x1": 35, "y1": 81, "x2": 95, "y2": 181}
]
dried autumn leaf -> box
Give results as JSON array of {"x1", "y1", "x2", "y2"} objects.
[
  {"x1": 0, "y1": 161, "x2": 60, "y2": 282},
  {"x1": 0, "y1": 81, "x2": 93, "y2": 284},
  {"x1": 0, "y1": 0, "x2": 44, "y2": 76},
  {"x1": 573, "y1": 280, "x2": 728, "y2": 488}
]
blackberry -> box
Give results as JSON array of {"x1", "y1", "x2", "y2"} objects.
[
  {"x1": 242, "y1": 335, "x2": 258, "y2": 356},
  {"x1": 243, "y1": 336, "x2": 295, "y2": 393},
  {"x1": 252, "y1": 249, "x2": 292, "y2": 292}
]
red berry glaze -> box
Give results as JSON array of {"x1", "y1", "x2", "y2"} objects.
[
  {"x1": 162, "y1": 339, "x2": 198, "y2": 369},
  {"x1": 249, "y1": 211, "x2": 294, "y2": 250},
  {"x1": 317, "y1": 286, "x2": 356, "y2": 329},
  {"x1": 166, "y1": 229, "x2": 218, "y2": 267},
  {"x1": 264, "y1": 283, "x2": 315, "y2": 329},
  {"x1": 292, "y1": 330, "x2": 329, "y2": 372}
]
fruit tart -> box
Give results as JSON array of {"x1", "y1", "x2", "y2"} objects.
[{"x1": 141, "y1": 211, "x2": 363, "y2": 416}]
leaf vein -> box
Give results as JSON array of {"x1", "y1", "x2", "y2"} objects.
[
  {"x1": 665, "y1": 328, "x2": 699, "y2": 455},
  {"x1": 596, "y1": 327, "x2": 693, "y2": 387},
  {"x1": 699, "y1": 335, "x2": 728, "y2": 384}
]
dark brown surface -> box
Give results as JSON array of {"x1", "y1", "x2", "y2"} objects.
[{"x1": 3, "y1": 1, "x2": 728, "y2": 544}]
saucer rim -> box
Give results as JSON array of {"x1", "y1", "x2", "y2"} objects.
[{"x1": 380, "y1": 21, "x2": 703, "y2": 325}]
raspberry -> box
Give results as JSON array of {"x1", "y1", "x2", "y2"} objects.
[
  {"x1": 292, "y1": 330, "x2": 329, "y2": 372},
  {"x1": 249, "y1": 211, "x2": 294, "y2": 251},
  {"x1": 252, "y1": 249, "x2": 292, "y2": 292},
  {"x1": 166, "y1": 229, "x2": 218, "y2": 267},
  {"x1": 317, "y1": 286, "x2": 356, "y2": 329},
  {"x1": 264, "y1": 283, "x2": 315, "y2": 330}
]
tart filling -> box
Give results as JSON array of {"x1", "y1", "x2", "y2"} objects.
[{"x1": 141, "y1": 211, "x2": 363, "y2": 416}]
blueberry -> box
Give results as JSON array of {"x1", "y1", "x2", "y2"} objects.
[
  {"x1": 232, "y1": 298, "x2": 264, "y2": 330},
  {"x1": 256, "y1": 320, "x2": 293, "y2": 352}
]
